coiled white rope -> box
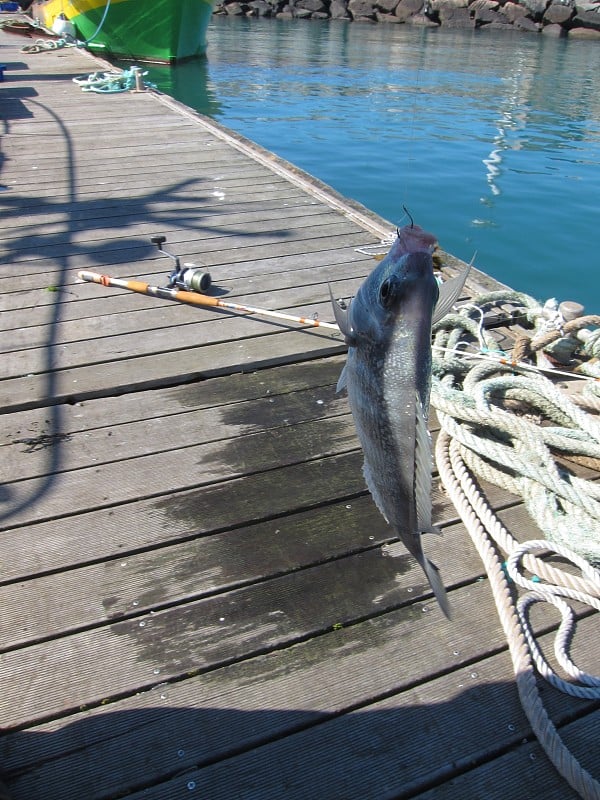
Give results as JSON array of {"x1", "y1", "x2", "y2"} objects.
[
  {"x1": 436, "y1": 432, "x2": 600, "y2": 800},
  {"x1": 431, "y1": 291, "x2": 600, "y2": 799}
]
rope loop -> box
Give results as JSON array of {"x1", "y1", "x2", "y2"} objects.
[
  {"x1": 436, "y1": 432, "x2": 600, "y2": 799},
  {"x1": 507, "y1": 540, "x2": 600, "y2": 699},
  {"x1": 433, "y1": 284, "x2": 600, "y2": 798}
]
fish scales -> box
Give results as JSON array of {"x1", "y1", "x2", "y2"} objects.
[{"x1": 332, "y1": 224, "x2": 470, "y2": 619}]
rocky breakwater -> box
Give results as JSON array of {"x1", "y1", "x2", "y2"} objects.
[{"x1": 214, "y1": 0, "x2": 600, "y2": 37}]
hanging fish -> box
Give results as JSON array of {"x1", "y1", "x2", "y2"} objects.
[{"x1": 331, "y1": 224, "x2": 470, "y2": 618}]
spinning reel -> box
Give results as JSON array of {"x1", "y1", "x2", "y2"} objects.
[{"x1": 151, "y1": 235, "x2": 212, "y2": 293}]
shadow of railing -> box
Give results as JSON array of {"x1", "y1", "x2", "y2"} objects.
[
  {"x1": 0, "y1": 94, "x2": 289, "y2": 527},
  {"x1": 1, "y1": 681, "x2": 593, "y2": 800}
]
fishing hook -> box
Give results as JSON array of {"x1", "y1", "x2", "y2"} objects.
[{"x1": 402, "y1": 205, "x2": 414, "y2": 229}]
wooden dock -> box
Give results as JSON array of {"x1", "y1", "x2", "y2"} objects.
[{"x1": 1, "y1": 25, "x2": 598, "y2": 800}]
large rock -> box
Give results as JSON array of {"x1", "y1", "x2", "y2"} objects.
[
  {"x1": 247, "y1": 0, "x2": 273, "y2": 14},
  {"x1": 569, "y1": 21, "x2": 600, "y2": 31},
  {"x1": 517, "y1": 0, "x2": 550, "y2": 19},
  {"x1": 432, "y1": 0, "x2": 473, "y2": 24},
  {"x1": 470, "y1": 0, "x2": 510, "y2": 23},
  {"x1": 296, "y1": 0, "x2": 328, "y2": 10},
  {"x1": 543, "y1": 0, "x2": 574, "y2": 21},
  {"x1": 330, "y1": 0, "x2": 352, "y2": 16},
  {"x1": 470, "y1": 0, "x2": 499, "y2": 14},
  {"x1": 407, "y1": 11, "x2": 440, "y2": 21},
  {"x1": 503, "y1": 2, "x2": 528, "y2": 20},
  {"x1": 572, "y1": 2, "x2": 600, "y2": 27},
  {"x1": 513, "y1": 12, "x2": 541, "y2": 26},
  {"x1": 394, "y1": 0, "x2": 425, "y2": 19},
  {"x1": 349, "y1": 0, "x2": 377, "y2": 16},
  {"x1": 430, "y1": 0, "x2": 468, "y2": 8},
  {"x1": 376, "y1": 0, "x2": 401, "y2": 12}
]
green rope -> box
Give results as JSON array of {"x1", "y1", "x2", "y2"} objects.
[
  {"x1": 431, "y1": 289, "x2": 600, "y2": 565},
  {"x1": 72, "y1": 68, "x2": 156, "y2": 94}
]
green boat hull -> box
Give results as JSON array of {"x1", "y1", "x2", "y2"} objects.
[{"x1": 32, "y1": 0, "x2": 215, "y2": 63}]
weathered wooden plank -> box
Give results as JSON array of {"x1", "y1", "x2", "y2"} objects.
[
  {"x1": 0, "y1": 173, "x2": 309, "y2": 209},
  {"x1": 1, "y1": 353, "x2": 347, "y2": 440},
  {"x1": 0, "y1": 463, "x2": 523, "y2": 650},
  {"x1": 0, "y1": 498, "x2": 469, "y2": 651},
  {"x1": 0, "y1": 299, "x2": 343, "y2": 381},
  {"x1": 1, "y1": 193, "x2": 328, "y2": 240},
  {"x1": 0, "y1": 191, "x2": 328, "y2": 235},
  {"x1": 0, "y1": 238, "x2": 372, "y2": 301},
  {"x1": 1, "y1": 227, "x2": 372, "y2": 277},
  {"x1": 0, "y1": 300, "x2": 343, "y2": 376},
  {"x1": 121, "y1": 636, "x2": 596, "y2": 800},
  {"x1": 2, "y1": 155, "x2": 283, "y2": 196},
  {"x1": 0, "y1": 262, "x2": 369, "y2": 351},
  {"x1": 0, "y1": 272, "x2": 506, "y2": 411},
  {"x1": 2, "y1": 583, "x2": 595, "y2": 800},
  {"x1": 1, "y1": 167, "x2": 309, "y2": 211},
  {"x1": 0, "y1": 439, "x2": 517, "y2": 581},
  {"x1": 0, "y1": 217, "x2": 363, "y2": 262},
  {"x1": 1, "y1": 380, "x2": 349, "y2": 482},
  {"x1": 0, "y1": 249, "x2": 370, "y2": 318},
  {"x1": 0, "y1": 328, "x2": 345, "y2": 412},
  {"x1": 1, "y1": 185, "x2": 333, "y2": 240},
  {"x1": 413, "y1": 712, "x2": 599, "y2": 800},
  {"x1": 0, "y1": 410, "x2": 360, "y2": 528},
  {"x1": 0, "y1": 552, "x2": 476, "y2": 729},
  {"x1": 0, "y1": 450, "x2": 368, "y2": 579}
]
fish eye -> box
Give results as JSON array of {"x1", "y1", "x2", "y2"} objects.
[{"x1": 379, "y1": 278, "x2": 395, "y2": 308}]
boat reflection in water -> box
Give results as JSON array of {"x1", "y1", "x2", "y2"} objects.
[{"x1": 136, "y1": 59, "x2": 222, "y2": 118}]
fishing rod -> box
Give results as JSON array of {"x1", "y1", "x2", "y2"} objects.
[
  {"x1": 77, "y1": 237, "x2": 597, "y2": 385},
  {"x1": 77, "y1": 234, "x2": 340, "y2": 332},
  {"x1": 77, "y1": 268, "x2": 597, "y2": 385},
  {"x1": 76, "y1": 269, "x2": 341, "y2": 332}
]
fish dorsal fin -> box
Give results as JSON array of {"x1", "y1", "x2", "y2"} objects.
[
  {"x1": 432, "y1": 261, "x2": 472, "y2": 325},
  {"x1": 328, "y1": 284, "x2": 355, "y2": 342},
  {"x1": 336, "y1": 363, "x2": 348, "y2": 394},
  {"x1": 414, "y1": 392, "x2": 438, "y2": 535}
]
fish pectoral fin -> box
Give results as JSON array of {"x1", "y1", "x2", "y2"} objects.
[
  {"x1": 328, "y1": 284, "x2": 357, "y2": 345},
  {"x1": 336, "y1": 363, "x2": 349, "y2": 394},
  {"x1": 432, "y1": 261, "x2": 472, "y2": 324},
  {"x1": 414, "y1": 393, "x2": 434, "y2": 533}
]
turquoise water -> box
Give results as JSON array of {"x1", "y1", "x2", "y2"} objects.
[{"x1": 143, "y1": 20, "x2": 600, "y2": 310}]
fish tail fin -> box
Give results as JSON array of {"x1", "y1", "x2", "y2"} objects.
[{"x1": 421, "y1": 557, "x2": 452, "y2": 620}]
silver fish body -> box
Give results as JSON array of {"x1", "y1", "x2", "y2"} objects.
[{"x1": 333, "y1": 226, "x2": 469, "y2": 619}]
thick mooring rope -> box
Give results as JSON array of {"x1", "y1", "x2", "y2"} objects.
[
  {"x1": 431, "y1": 290, "x2": 600, "y2": 799},
  {"x1": 436, "y1": 432, "x2": 600, "y2": 800}
]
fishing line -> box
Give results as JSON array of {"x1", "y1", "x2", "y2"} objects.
[
  {"x1": 396, "y1": 32, "x2": 426, "y2": 228},
  {"x1": 77, "y1": 269, "x2": 599, "y2": 388},
  {"x1": 431, "y1": 342, "x2": 599, "y2": 386}
]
